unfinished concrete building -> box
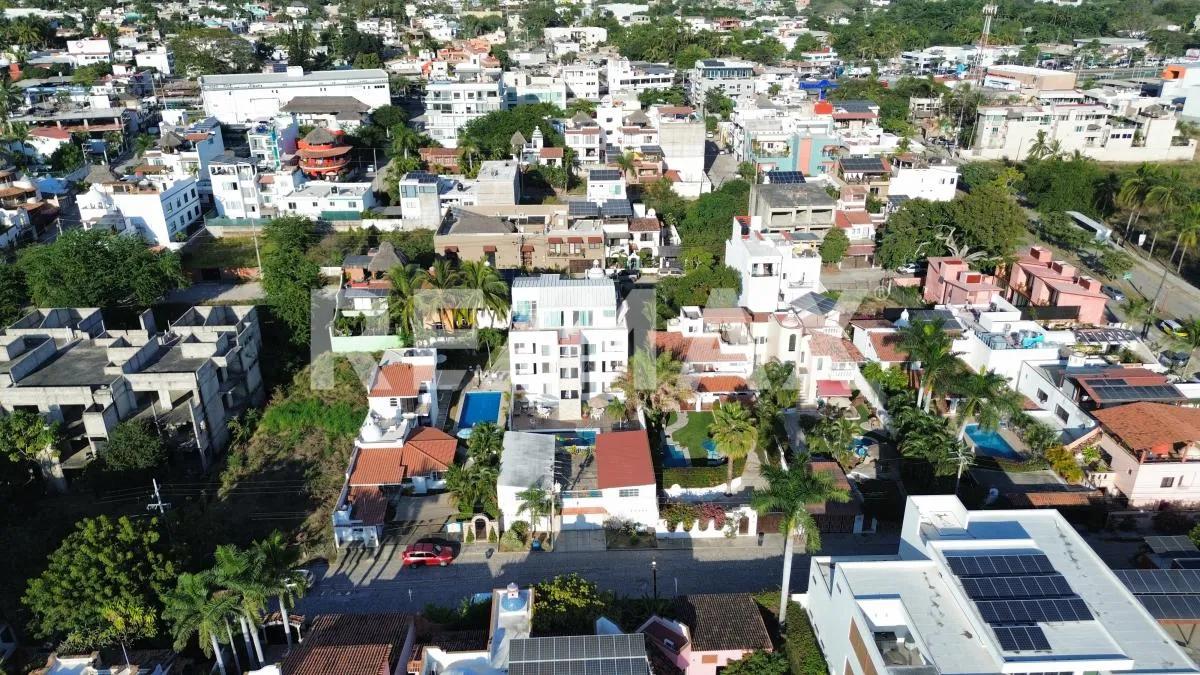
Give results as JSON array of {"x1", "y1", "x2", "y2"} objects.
[{"x1": 0, "y1": 306, "x2": 263, "y2": 489}]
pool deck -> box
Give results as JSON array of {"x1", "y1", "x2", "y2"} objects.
[{"x1": 965, "y1": 425, "x2": 1028, "y2": 461}]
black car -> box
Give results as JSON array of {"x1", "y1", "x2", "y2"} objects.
[{"x1": 1160, "y1": 350, "x2": 1190, "y2": 368}]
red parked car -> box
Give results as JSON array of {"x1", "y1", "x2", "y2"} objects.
[{"x1": 402, "y1": 542, "x2": 454, "y2": 568}]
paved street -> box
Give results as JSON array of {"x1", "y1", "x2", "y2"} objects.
[{"x1": 296, "y1": 531, "x2": 900, "y2": 615}]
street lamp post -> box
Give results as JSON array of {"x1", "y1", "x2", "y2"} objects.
[{"x1": 651, "y1": 560, "x2": 658, "y2": 600}]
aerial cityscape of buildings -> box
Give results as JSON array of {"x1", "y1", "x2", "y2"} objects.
[{"x1": 4, "y1": 0, "x2": 1200, "y2": 673}]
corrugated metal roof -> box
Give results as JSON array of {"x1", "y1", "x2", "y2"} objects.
[{"x1": 512, "y1": 275, "x2": 617, "y2": 308}]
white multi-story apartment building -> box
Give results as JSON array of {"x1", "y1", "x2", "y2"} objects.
[
  {"x1": 423, "y1": 77, "x2": 504, "y2": 148},
  {"x1": 605, "y1": 58, "x2": 676, "y2": 95},
  {"x1": 142, "y1": 117, "x2": 226, "y2": 202},
  {"x1": 725, "y1": 215, "x2": 823, "y2": 313},
  {"x1": 651, "y1": 105, "x2": 709, "y2": 197},
  {"x1": 134, "y1": 45, "x2": 174, "y2": 75},
  {"x1": 562, "y1": 64, "x2": 602, "y2": 100},
  {"x1": 970, "y1": 100, "x2": 1197, "y2": 162},
  {"x1": 889, "y1": 156, "x2": 959, "y2": 201},
  {"x1": 277, "y1": 181, "x2": 376, "y2": 221},
  {"x1": 79, "y1": 171, "x2": 202, "y2": 248},
  {"x1": 688, "y1": 58, "x2": 757, "y2": 105},
  {"x1": 509, "y1": 275, "x2": 629, "y2": 421},
  {"x1": 199, "y1": 67, "x2": 390, "y2": 125},
  {"x1": 806, "y1": 495, "x2": 1197, "y2": 675},
  {"x1": 543, "y1": 27, "x2": 608, "y2": 50}
]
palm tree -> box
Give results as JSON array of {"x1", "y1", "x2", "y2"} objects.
[
  {"x1": 1175, "y1": 317, "x2": 1200, "y2": 371},
  {"x1": 709, "y1": 401, "x2": 756, "y2": 495},
  {"x1": 457, "y1": 259, "x2": 510, "y2": 327},
  {"x1": 6, "y1": 122, "x2": 30, "y2": 159},
  {"x1": 1117, "y1": 163, "x2": 1161, "y2": 238},
  {"x1": 445, "y1": 463, "x2": 499, "y2": 517},
  {"x1": 252, "y1": 531, "x2": 307, "y2": 649},
  {"x1": 1026, "y1": 130, "x2": 1052, "y2": 161},
  {"x1": 614, "y1": 349, "x2": 690, "y2": 424},
  {"x1": 1146, "y1": 170, "x2": 1190, "y2": 256},
  {"x1": 516, "y1": 486, "x2": 552, "y2": 537},
  {"x1": 613, "y1": 152, "x2": 636, "y2": 181},
  {"x1": 751, "y1": 463, "x2": 850, "y2": 625},
  {"x1": 162, "y1": 572, "x2": 236, "y2": 675},
  {"x1": 1122, "y1": 295, "x2": 1156, "y2": 338},
  {"x1": 458, "y1": 138, "x2": 481, "y2": 177},
  {"x1": 212, "y1": 544, "x2": 267, "y2": 667},
  {"x1": 951, "y1": 368, "x2": 1021, "y2": 489},
  {"x1": 605, "y1": 395, "x2": 629, "y2": 428},
  {"x1": 1171, "y1": 204, "x2": 1200, "y2": 273},
  {"x1": 466, "y1": 421, "x2": 503, "y2": 466},
  {"x1": 422, "y1": 259, "x2": 460, "y2": 328},
  {"x1": 0, "y1": 79, "x2": 22, "y2": 132},
  {"x1": 388, "y1": 263, "x2": 426, "y2": 340},
  {"x1": 897, "y1": 319, "x2": 960, "y2": 412}
]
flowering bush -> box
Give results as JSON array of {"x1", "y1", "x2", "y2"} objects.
[
  {"x1": 662, "y1": 502, "x2": 700, "y2": 531},
  {"x1": 698, "y1": 503, "x2": 727, "y2": 530}
]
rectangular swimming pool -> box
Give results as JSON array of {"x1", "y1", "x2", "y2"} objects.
[
  {"x1": 965, "y1": 424, "x2": 1022, "y2": 461},
  {"x1": 458, "y1": 391, "x2": 502, "y2": 435}
]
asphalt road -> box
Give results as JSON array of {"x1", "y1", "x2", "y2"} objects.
[{"x1": 295, "y1": 531, "x2": 900, "y2": 615}]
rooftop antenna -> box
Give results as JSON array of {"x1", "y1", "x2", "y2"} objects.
[{"x1": 973, "y1": 4, "x2": 998, "y2": 86}]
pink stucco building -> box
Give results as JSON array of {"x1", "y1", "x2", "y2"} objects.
[
  {"x1": 639, "y1": 594, "x2": 774, "y2": 675},
  {"x1": 922, "y1": 257, "x2": 1002, "y2": 305},
  {"x1": 1006, "y1": 246, "x2": 1108, "y2": 325}
]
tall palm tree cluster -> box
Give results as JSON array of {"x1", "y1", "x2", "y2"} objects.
[
  {"x1": 389, "y1": 259, "x2": 510, "y2": 341},
  {"x1": 444, "y1": 421, "x2": 503, "y2": 519},
  {"x1": 1118, "y1": 163, "x2": 1200, "y2": 273},
  {"x1": 163, "y1": 532, "x2": 308, "y2": 675},
  {"x1": 807, "y1": 413, "x2": 863, "y2": 473},
  {"x1": 612, "y1": 349, "x2": 691, "y2": 425}
]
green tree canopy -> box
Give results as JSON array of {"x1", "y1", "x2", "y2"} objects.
[
  {"x1": 678, "y1": 179, "x2": 751, "y2": 259},
  {"x1": 459, "y1": 103, "x2": 564, "y2": 159},
  {"x1": 820, "y1": 228, "x2": 850, "y2": 264},
  {"x1": 0, "y1": 264, "x2": 27, "y2": 326},
  {"x1": 169, "y1": 28, "x2": 260, "y2": 76},
  {"x1": 531, "y1": 574, "x2": 611, "y2": 635},
  {"x1": 262, "y1": 216, "x2": 321, "y2": 348},
  {"x1": 100, "y1": 420, "x2": 167, "y2": 472},
  {"x1": 724, "y1": 650, "x2": 790, "y2": 675},
  {"x1": 23, "y1": 515, "x2": 177, "y2": 643},
  {"x1": 17, "y1": 229, "x2": 184, "y2": 308}
]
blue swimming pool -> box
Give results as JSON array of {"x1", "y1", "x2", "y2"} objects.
[
  {"x1": 458, "y1": 391, "x2": 502, "y2": 436},
  {"x1": 663, "y1": 442, "x2": 689, "y2": 467},
  {"x1": 965, "y1": 424, "x2": 1023, "y2": 461},
  {"x1": 554, "y1": 429, "x2": 598, "y2": 450}
]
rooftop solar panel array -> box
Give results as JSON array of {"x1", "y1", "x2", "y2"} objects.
[
  {"x1": 589, "y1": 169, "x2": 622, "y2": 181},
  {"x1": 839, "y1": 156, "x2": 888, "y2": 173},
  {"x1": 1090, "y1": 384, "x2": 1183, "y2": 402},
  {"x1": 765, "y1": 170, "x2": 806, "y2": 184},
  {"x1": 1136, "y1": 594, "x2": 1200, "y2": 621},
  {"x1": 1114, "y1": 569, "x2": 1200, "y2": 595},
  {"x1": 993, "y1": 625, "x2": 1052, "y2": 652},
  {"x1": 945, "y1": 554, "x2": 1056, "y2": 577},
  {"x1": 601, "y1": 200, "x2": 633, "y2": 217},
  {"x1": 568, "y1": 200, "x2": 600, "y2": 217},
  {"x1": 835, "y1": 99, "x2": 877, "y2": 113},
  {"x1": 976, "y1": 598, "x2": 1093, "y2": 624},
  {"x1": 508, "y1": 635, "x2": 649, "y2": 675},
  {"x1": 960, "y1": 574, "x2": 1074, "y2": 600},
  {"x1": 1146, "y1": 535, "x2": 1200, "y2": 554}
]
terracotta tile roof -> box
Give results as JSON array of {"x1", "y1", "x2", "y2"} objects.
[
  {"x1": 347, "y1": 486, "x2": 388, "y2": 525},
  {"x1": 834, "y1": 210, "x2": 872, "y2": 228},
  {"x1": 1093, "y1": 402, "x2": 1200, "y2": 453},
  {"x1": 869, "y1": 332, "x2": 905, "y2": 362},
  {"x1": 32, "y1": 127, "x2": 71, "y2": 140},
  {"x1": 629, "y1": 217, "x2": 661, "y2": 232},
  {"x1": 595, "y1": 430, "x2": 655, "y2": 489},
  {"x1": 672, "y1": 594, "x2": 773, "y2": 653},
  {"x1": 370, "y1": 363, "x2": 434, "y2": 398},
  {"x1": 652, "y1": 332, "x2": 745, "y2": 362},
  {"x1": 561, "y1": 505, "x2": 609, "y2": 516},
  {"x1": 539, "y1": 147, "x2": 565, "y2": 158},
  {"x1": 693, "y1": 375, "x2": 751, "y2": 393},
  {"x1": 350, "y1": 429, "x2": 457, "y2": 485},
  {"x1": 809, "y1": 332, "x2": 864, "y2": 363},
  {"x1": 282, "y1": 613, "x2": 412, "y2": 675},
  {"x1": 702, "y1": 307, "x2": 751, "y2": 322},
  {"x1": 846, "y1": 243, "x2": 876, "y2": 256},
  {"x1": 1007, "y1": 490, "x2": 1101, "y2": 508}
]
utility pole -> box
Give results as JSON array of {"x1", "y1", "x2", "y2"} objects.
[
  {"x1": 147, "y1": 478, "x2": 171, "y2": 516},
  {"x1": 1151, "y1": 264, "x2": 1169, "y2": 313}
]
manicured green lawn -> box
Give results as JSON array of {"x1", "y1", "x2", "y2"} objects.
[{"x1": 673, "y1": 411, "x2": 714, "y2": 459}]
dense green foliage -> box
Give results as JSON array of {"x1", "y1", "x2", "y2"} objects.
[
  {"x1": 1021, "y1": 156, "x2": 1114, "y2": 218},
  {"x1": 169, "y1": 28, "x2": 260, "y2": 76},
  {"x1": 820, "y1": 227, "x2": 850, "y2": 264},
  {"x1": 676, "y1": 179, "x2": 752, "y2": 259},
  {"x1": 17, "y1": 229, "x2": 184, "y2": 308},
  {"x1": 458, "y1": 103, "x2": 565, "y2": 159},
  {"x1": 655, "y1": 264, "x2": 742, "y2": 327},
  {"x1": 0, "y1": 265, "x2": 26, "y2": 327},
  {"x1": 785, "y1": 604, "x2": 829, "y2": 675},
  {"x1": 724, "y1": 651, "x2": 790, "y2": 675},
  {"x1": 99, "y1": 420, "x2": 167, "y2": 473},
  {"x1": 876, "y1": 182, "x2": 1025, "y2": 269},
  {"x1": 261, "y1": 216, "x2": 321, "y2": 348},
  {"x1": 531, "y1": 574, "x2": 610, "y2": 635},
  {"x1": 23, "y1": 516, "x2": 177, "y2": 643}
]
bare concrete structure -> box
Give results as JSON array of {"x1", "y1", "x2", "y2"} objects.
[{"x1": 0, "y1": 306, "x2": 263, "y2": 489}]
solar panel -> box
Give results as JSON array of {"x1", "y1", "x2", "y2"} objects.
[
  {"x1": 993, "y1": 625, "x2": 1052, "y2": 652},
  {"x1": 961, "y1": 574, "x2": 1074, "y2": 599},
  {"x1": 1137, "y1": 593, "x2": 1200, "y2": 621},
  {"x1": 976, "y1": 598, "x2": 1093, "y2": 624},
  {"x1": 839, "y1": 156, "x2": 888, "y2": 173},
  {"x1": 835, "y1": 99, "x2": 877, "y2": 113},
  {"x1": 1174, "y1": 558, "x2": 1200, "y2": 570},
  {"x1": 600, "y1": 200, "x2": 633, "y2": 217},
  {"x1": 508, "y1": 635, "x2": 649, "y2": 675},
  {"x1": 765, "y1": 170, "x2": 806, "y2": 184},
  {"x1": 1146, "y1": 535, "x2": 1200, "y2": 554},
  {"x1": 1114, "y1": 569, "x2": 1200, "y2": 595},
  {"x1": 589, "y1": 169, "x2": 622, "y2": 181},
  {"x1": 945, "y1": 554, "x2": 1056, "y2": 577},
  {"x1": 568, "y1": 200, "x2": 601, "y2": 217}
]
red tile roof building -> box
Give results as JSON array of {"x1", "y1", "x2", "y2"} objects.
[
  {"x1": 282, "y1": 613, "x2": 414, "y2": 675},
  {"x1": 595, "y1": 430, "x2": 656, "y2": 489}
]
